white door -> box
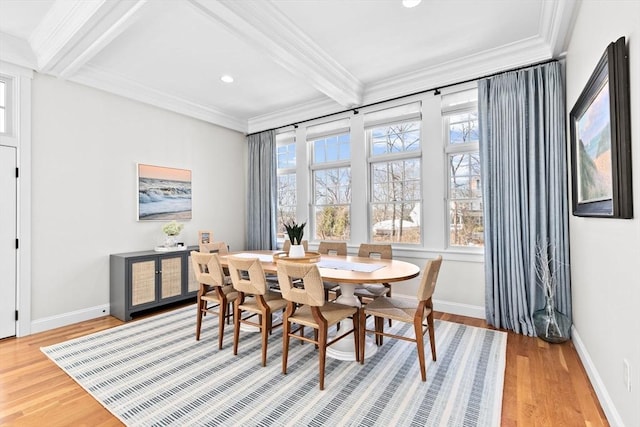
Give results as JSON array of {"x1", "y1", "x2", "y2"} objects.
[{"x1": 0, "y1": 145, "x2": 17, "y2": 339}]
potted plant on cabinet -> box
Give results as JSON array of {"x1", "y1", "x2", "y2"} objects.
[
  {"x1": 283, "y1": 220, "x2": 306, "y2": 258},
  {"x1": 162, "y1": 220, "x2": 184, "y2": 248}
]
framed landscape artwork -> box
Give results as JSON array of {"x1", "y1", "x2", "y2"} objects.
[
  {"x1": 569, "y1": 36, "x2": 633, "y2": 218},
  {"x1": 137, "y1": 163, "x2": 192, "y2": 221}
]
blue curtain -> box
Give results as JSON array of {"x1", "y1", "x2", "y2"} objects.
[
  {"x1": 478, "y1": 62, "x2": 571, "y2": 336},
  {"x1": 246, "y1": 130, "x2": 277, "y2": 250}
]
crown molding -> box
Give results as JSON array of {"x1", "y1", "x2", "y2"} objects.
[
  {"x1": 246, "y1": 36, "x2": 552, "y2": 134},
  {"x1": 247, "y1": 97, "x2": 343, "y2": 134},
  {"x1": 187, "y1": 0, "x2": 363, "y2": 108},
  {"x1": 29, "y1": 0, "x2": 147, "y2": 77},
  {"x1": 364, "y1": 36, "x2": 552, "y2": 105},
  {"x1": 71, "y1": 65, "x2": 247, "y2": 133},
  {"x1": 539, "y1": 0, "x2": 580, "y2": 57},
  {"x1": 0, "y1": 32, "x2": 38, "y2": 71}
]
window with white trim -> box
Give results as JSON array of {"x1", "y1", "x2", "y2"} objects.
[
  {"x1": 0, "y1": 76, "x2": 11, "y2": 135},
  {"x1": 308, "y1": 119, "x2": 351, "y2": 241},
  {"x1": 366, "y1": 103, "x2": 422, "y2": 244},
  {"x1": 443, "y1": 90, "x2": 484, "y2": 247},
  {"x1": 276, "y1": 130, "x2": 297, "y2": 238}
]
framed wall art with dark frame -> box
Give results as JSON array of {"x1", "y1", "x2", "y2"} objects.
[{"x1": 569, "y1": 36, "x2": 633, "y2": 218}]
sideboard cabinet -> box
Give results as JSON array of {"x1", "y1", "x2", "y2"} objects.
[{"x1": 110, "y1": 247, "x2": 199, "y2": 321}]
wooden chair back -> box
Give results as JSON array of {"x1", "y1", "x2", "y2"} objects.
[
  {"x1": 417, "y1": 256, "x2": 443, "y2": 302},
  {"x1": 277, "y1": 261, "x2": 325, "y2": 307},
  {"x1": 318, "y1": 241, "x2": 347, "y2": 256},
  {"x1": 199, "y1": 241, "x2": 229, "y2": 255},
  {"x1": 191, "y1": 251, "x2": 225, "y2": 287},
  {"x1": 358, "y1": 243, "x2": 392, "y2": 260},
  {"x1": 227, "y1": 256, "x2": 268, "y2": 295}
]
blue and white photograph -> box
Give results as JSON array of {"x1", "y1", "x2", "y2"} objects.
[{"x1": 138, "y1": 163, "x2": 192, "y2": 220}]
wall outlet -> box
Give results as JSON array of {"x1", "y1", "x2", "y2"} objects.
[{"x1": 623, "y1": 359, "x2": 632, "y2": 392}]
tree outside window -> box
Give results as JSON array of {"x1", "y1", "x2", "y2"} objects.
[
  {"x1": 276, "y1": 138, "x2": 296, "y2": 238},
  {"x1": 446, "y1": 109, "x2": 484, "y2": 247},
  {"x1": 369, "y1": 120, "x2": 421, "y2": 244},
  {"x1": 311, "y1": 132, "x2": 351, "y2": 241}
]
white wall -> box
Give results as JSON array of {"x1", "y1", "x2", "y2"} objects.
[
  {"x1": 30, "y1": 74, "x2": 246, "y2": 326},
  {"x1": 565, "y1": 2, "x2": 640, "y2": 426}
]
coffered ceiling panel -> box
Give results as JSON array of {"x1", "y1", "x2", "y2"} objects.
[
  {"x1": 273, "y1": 0, "x2": 544, "y2": 83},
  {"x1": 84, "y1": 0, "x2": 322, "y2": 119}
]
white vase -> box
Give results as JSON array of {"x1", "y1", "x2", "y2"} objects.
[
  {"x1": 164, "y1": 234, "x2": 178, "y2": 248},
  {"x1": 288, "y1": 244, "x2": 305, "y2": 258}
]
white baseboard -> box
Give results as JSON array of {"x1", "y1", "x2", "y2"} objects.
[
  {"x1": 30, "y1": 304, "x2": 110, "y2": 334},
  {"x1": 571, "y1": 325, "x2": 623, "y2": 427},
  {"x1": 433, "y1": 299, "x2": 485, "y2": 319}
]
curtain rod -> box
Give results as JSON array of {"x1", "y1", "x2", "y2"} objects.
[{"x1": 247, "y1": 58, "x2": 559, "y2": 137}]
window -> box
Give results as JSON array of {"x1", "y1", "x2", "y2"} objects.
[
  {"x1": 309, "y1": 119, "x2": 351, "y2": 241},
  {"x1": 276, "y1": 131, "x2": 296, "y2": 238},
  {"x1": 281, "y1": 86, "x2": 483, "y2": 256},
  {"x1": 443, "y1": 90, "x2": 484, "y2": 247},
  {"x1": 367, "y1": 103, "x2": 421, "y2": 244},
  {"x1": 0, "y1": 77, "x2": 9, "y2": 134}
]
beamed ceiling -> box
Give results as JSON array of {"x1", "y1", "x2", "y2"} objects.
[{"x1": 0, "y1": 0, "x2": 579, "y2": 133}]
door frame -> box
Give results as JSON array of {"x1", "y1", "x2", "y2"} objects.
[
  {"x1": 0, "y1": 62, "x2": 33, "y2": 337},
  {"x1": 0, "y1": 145, "x2": 17, "y2": 338}
]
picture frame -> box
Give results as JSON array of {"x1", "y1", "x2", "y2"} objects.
[
  {"x1": 569, "y1": 36, "x2": 633, "y2": 218},
  {"x1": 198, "y1": 230, "x2": 214, "y2": 245},
  {"x1": 137, "y1": 163, "x2": 192, "y2": 221}
]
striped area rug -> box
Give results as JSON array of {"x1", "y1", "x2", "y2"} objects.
[{"x1": 41, "y1": 305, "x2": 506, "y2": 426}]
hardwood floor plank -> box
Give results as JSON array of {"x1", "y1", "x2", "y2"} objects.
[{"x1": 0, "y1": 310, "x2": 609, "y2": 426}]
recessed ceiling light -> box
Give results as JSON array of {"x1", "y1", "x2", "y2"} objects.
[
  {"x1": 220, "y1": 75, "x2": 234, "y2": 83},
  {"x1": 402, "y1": 0, "x2": 421, "y2": 8}
]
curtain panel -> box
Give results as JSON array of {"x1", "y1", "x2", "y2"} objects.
[
  {"x1": 246, "y1": 130, "x2": 277, "y2": 250},
  {"x1": 478, "y1": 62, "x2": 571, "y2": 336}
]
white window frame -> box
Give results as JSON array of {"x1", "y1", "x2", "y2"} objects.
[
  {"x1": 366, "y1": 113, "x2": 422, "y2": 246},
  {"x1": 0, "y1": 74, "x2": 14, "y2": 136},
  {"x1": 309, "y1": 129, "x2": 352, "y2": 242},
  {"x1": 284, "y1": 89, "x2": 483, "y2": 263},
  {"x1": 276, "y1": 132, "x2": 297, "y2": 240},
  {"x1": 443, "y1": 94, "x2": 483, "y2": 249}
]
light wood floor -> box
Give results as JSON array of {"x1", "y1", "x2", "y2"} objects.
[{"x1": 0, "y1": 309, "x2": 608, "y2": 426}]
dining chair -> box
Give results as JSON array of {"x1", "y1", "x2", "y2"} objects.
[
  {"x1": 191, "y1": 251, "x2": 237, "y2": 350},
  {"x1": 227, "y1": 255, "x2": 288, "y2": 367},
  {"x1": 353, "y1": 243, "x2": 393, "y2": 300},
  {"x1": 199, "y1": 241, "x2": 229, "y2": 255},
  {"x1": 282, "y1": 239, "x2": 308, "y2": 253},
  {"x1": 317, "y1": 241, "x2": 348, "y2": 301},
  {"x1": 353, "y1": 243, "x2": 393, "y2": 327},
  {"x1": 359, "y1": 255, "x2": 443, "y2": 381},
  {"x1": 277, "y1": 260, "x2": 359, "y2": 390}
]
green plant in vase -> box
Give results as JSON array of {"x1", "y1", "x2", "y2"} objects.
[{"x1": 283, "y1": 220, "x2": 306, "y2": 257}]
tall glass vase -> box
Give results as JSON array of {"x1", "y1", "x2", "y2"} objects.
[{"x1": 533, "y1": 295, "x2": 571, "y2": 343}]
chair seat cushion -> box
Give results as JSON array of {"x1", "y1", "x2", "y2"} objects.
[
  {"x1": 238, "y1": 291, "x2": 288, "y2": 313},
  {"x1": 354, "y1": 284, "x2": 389, "y2": 298},
  {"x1": 202, "y1": 283, "x2": 238, "y2": 303},
  {"x1": 288, "y1": 302, "x2": 357, "y2": 328},
  {"x1": 364, "y1": 296, "x2": 430, "y2": 323}
]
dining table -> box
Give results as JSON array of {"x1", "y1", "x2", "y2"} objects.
[{"x1": 220, "y1": 250, "x2": 420, "y2": 361}]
